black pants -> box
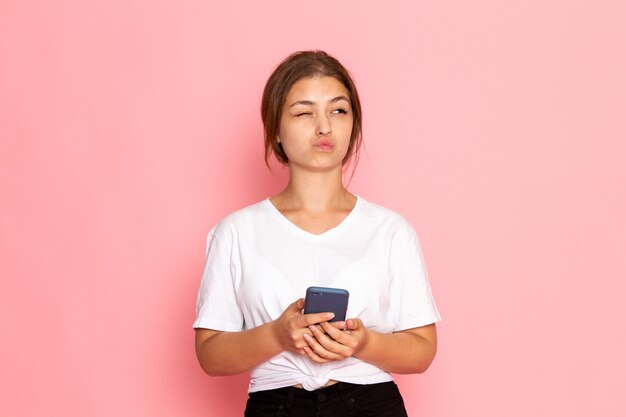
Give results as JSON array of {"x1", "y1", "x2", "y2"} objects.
[{"x1": 244, "y1": 381, "x2": 408, "y2": 417}]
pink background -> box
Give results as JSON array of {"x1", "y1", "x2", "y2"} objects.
[{"x1": 1, "y1": 0, "x2": 625, "y2": 415}]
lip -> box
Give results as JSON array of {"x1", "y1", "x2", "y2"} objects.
[{"x1": 314, "y1": 138, "x2": 333, "y2": 151}]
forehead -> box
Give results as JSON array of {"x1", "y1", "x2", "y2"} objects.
[{"x1": 285, "y1": 76, "x2": 350, "y2": 103}]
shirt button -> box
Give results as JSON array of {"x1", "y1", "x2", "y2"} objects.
[{"x1": 318, "y1": 392, "x2": 326, "y2": 402}]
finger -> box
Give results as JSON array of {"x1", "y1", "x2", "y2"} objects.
[
  {"x1": 319, "y1": 322, "x2": 356, "y2": 347},
  {"x1": 330, "y1": 321, "x2": 346, "y2": 330},
  {"x1": 291, "y1": 327, "x2": 314, "y2": 346},
  {"x1": 319, "y1": 321, "x2": 345, "y2": 333},
  {"x1": 305, "y1": 334, "x2": 343, "y2": 361},
  {"x1": 293, "y1": 337, "x2": 310, "y2": 350},
  {"x1": 297, "y1": 312, "x2": 335, "y2": 327},
  {"x1": 319, "y1": 321, "x2": 346, "y2": 339},
  {"x1": 287, "y1": 298, "x2": 305, "y2": 313},
  {"x1": 303, "y1": 346, "x2": 330, "y2": 363},
  {"x1": 303, "y1": 333, "x2": 343, "y2": 361},
  {"x1": 306, "y1": 328, "x2": 346, "y2": 359},
  {"x1": 346, "y1": 318, "x2": 362, "y2": 330},
  {"x1": 308, "y1": 324, "x2": 326, "y2": 335}
]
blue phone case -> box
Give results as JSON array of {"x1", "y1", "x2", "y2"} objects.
[{"x1": 303, "y1": 286, "x2": 349, "y2": 322}]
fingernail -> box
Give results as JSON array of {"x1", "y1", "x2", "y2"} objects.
[
  {"x1": 303, "y1": 334, "x2": 310, "y2": 340},
  {"x1": 309, "y1": 325, "x2": 316, "y2": 332},
  {"x1": 327, "y1": 313, "x2": 335, "y2": 319}
]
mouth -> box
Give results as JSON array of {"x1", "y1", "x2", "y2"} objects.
[{"x1": 314, "y1": 138, "x2": 333, "y2": 151}]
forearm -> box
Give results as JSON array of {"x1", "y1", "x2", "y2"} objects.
[
  {"x1": 195, "y1": 322, "x2": 282, "y2": 376},
  {"x1": 355, "y1": 326, "x2": 437, "y2": 374}
]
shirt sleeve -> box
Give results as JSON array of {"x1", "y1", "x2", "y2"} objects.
[
  {"x1": 389, "y1": 222, "x2": 441, "y2": 331},
  {"x1": 192, "y1": 225, "x2": 244, "y2": 331}
]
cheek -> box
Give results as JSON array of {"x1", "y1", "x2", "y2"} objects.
[
  {"x1": 277, "y1": 126, "x2": 294, "y2": 146},
  {"x1": 277, "y1": 126, "x2": 303, "y2": 158},
  {"x1": 337, "y1": 119, "x2": 354, "y2": 142},
  {"x1": 280, "y1": 119, "x2": 312, "y2": 144},
  {"x1": 336, "y1": 114, "x2": 354, "y2": 132},
  {"x1": 277, "y1": 124, "x2": 290, "y2": 145}
]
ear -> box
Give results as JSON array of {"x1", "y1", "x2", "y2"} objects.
[{"x1": 277, "y1": 136, "x2": 281, "y2": 143}]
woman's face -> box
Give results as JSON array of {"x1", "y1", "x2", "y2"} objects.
[{"x1": 278, "y1": 76, "x2": 353, "y2": 173}]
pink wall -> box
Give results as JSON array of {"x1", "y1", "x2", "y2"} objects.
[{"x1": 1, "y1": 0, "x2": 625, "y2": 415}]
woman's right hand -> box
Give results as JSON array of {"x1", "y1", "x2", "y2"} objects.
[{"x1": 270, "y1": 298, "x2": 336, "y2": 355}]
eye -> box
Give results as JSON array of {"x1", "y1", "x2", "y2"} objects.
[
  {"x1": 296, "y1": 112, "x2": 311, "y2": 117},
  {"x1": 332, "y1": 108, "x2": 348, "y2": 115}
]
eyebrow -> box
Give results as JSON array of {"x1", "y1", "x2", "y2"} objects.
[{"x1": 288, "y1": 96, "x2": 350, "y2": 108}]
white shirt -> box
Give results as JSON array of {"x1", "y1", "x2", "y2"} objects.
[{"x1": 193, "y1": 196, "x2": 441, "y2": 392}]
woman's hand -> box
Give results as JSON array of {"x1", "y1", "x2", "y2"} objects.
[
  {"x1": 302, "y1": 318, "x2": 370, "y2": 363},
  {"x1": 270, "y1": 298, "x2": 336, "y2": 355}
]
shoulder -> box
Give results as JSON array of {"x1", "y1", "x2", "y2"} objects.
[
  {"x1": 207, "y1": 199, "x2": 270, "y2": 242},
  {"x1": 357, "y1": 197, "x2": 418, "y2": 239},
  {"x1": 357, "y1": 198, "x2": 428, "y2": 267}
]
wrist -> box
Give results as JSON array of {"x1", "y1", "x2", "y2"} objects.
[
  {"x1": 266, "y1": 319, "x2": 282, "y2": 350},
  {"x1": 354, "y1": 327, "x2": 374, "y2": 357}
]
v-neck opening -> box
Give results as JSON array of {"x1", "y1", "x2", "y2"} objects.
[{"x1": 264, "y1": 196, "x2": 361, "y2": 241}]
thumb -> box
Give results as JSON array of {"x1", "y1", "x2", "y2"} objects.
[
  {"x1": 289, "y1": 298, "x2": 305, "y2": 312},
  {"x1": 346, "y1": 318, "x2": 361, "y2": 330}
]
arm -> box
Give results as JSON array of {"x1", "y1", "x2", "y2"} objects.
[
  {"x1": 195, "y1": 299, "x2": 336, "y2": 376},
  {"x1": 195, "y1": 324, "x2": 280, "y2": 377},
  {"x1": 303, "y1": 320, "x2": 437, "y2": 374}
]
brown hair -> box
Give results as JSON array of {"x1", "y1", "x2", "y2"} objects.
[{"x1": 261, "y1": 50, "x2": 363, "y2": 168}]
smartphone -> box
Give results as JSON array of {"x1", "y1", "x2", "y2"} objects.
[{"x1": 303, "y1": 286, "x2": 349, "y2": 323}]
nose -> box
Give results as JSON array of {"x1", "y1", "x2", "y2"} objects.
[{"x1": 317, "y1": 115, "x2": 332, "y2": 136}]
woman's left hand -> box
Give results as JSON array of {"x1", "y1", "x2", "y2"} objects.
[{"x1": 302, "y1": 318, "x2": 370, "y2": 363}]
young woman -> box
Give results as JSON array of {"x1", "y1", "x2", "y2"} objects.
[{"x1": 194, "y1": 50, "x2": 441, "y2": 417}]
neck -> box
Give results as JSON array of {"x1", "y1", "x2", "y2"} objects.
[{"x1": 277, "y1": 166, "x2": 353, "y2": 212}]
